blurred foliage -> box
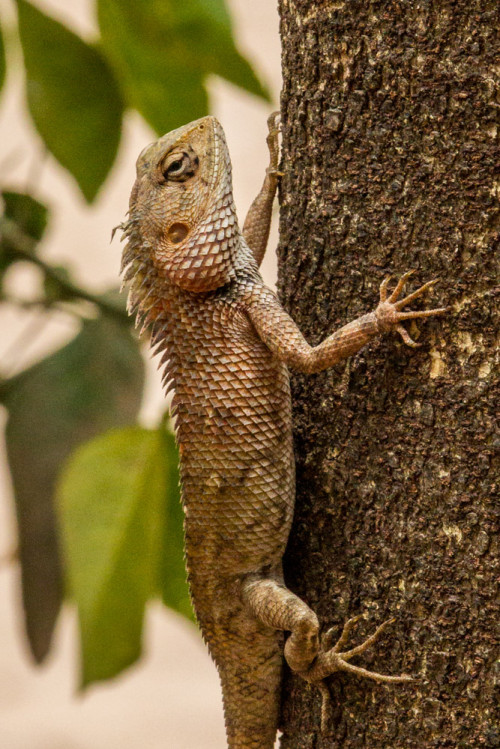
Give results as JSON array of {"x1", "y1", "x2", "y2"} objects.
[
  {"x1": 3, "y1": 315, "x2": 145, "y2": 663},
  {"x1": 0, "y1": 19, "x2": 5, "y2": 96},
  {"x1": 97, "y1": 0, "x2": 269, "y2": 135},
  {"x1": 17, "y1": 0, "x2": 123, "y2": 203},
  {"x1": 58, "y1": 425, "x2": 190, "y2": 687},
  {"x1": 13, "y1": 0, "x2": 269, "y2": 202},
  {"x1": 0, "y1": 0, "x2": 269, "y2": 685},
  {"x1": 0, "y1": 191, "x2": 48, "y2": 283}
]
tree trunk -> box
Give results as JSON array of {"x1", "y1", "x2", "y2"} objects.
[{"x1": 277, "y1": 1, "x2": 498, "y2": 747}]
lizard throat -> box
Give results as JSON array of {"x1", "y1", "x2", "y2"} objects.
[
  {"x1": 119, "y1": 196, "x2": 241, "y2": 338},
  {"x1": 155, "y1": 203, "x2": 240, "y2": 292}
]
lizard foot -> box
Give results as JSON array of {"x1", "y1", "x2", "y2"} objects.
[
  {"x1": 376, "y1": 270, "x2": 447, "y2": 347},
  {"x1": 267, "y1": 110, "x2": 281, "y2": 136},
  {"x1": 302, "y1": 615, "x2": 415, "y2": 686},
  {"x1": 266, "y1": 111, "x2": 283, "y2": 179}
]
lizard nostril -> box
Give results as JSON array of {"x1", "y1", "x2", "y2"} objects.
[{"x1": 167, "y1": 222, "x2": 189, "y2": 243}]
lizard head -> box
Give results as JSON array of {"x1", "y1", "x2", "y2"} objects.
[{"x1": 121, "y1": 116, "x2": 240, "y2": 310}]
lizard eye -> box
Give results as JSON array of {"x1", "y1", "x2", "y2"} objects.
[
  {"x1": 161, "y1": 151, "x2": 198, "y2": 182},
  {"x1": 166, "y1": 158, "x2": 184, "y2": 175}
]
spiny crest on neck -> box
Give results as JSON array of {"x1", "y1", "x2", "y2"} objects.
[
  {"x1": 119, "y1": 218, "x2": 172, "y2": 394},
  {"x1": 119, "y1": 216, "x2": 163, "y2": 336}
]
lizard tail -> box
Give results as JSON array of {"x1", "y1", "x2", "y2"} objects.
[{"x1": 215, "y1": 629, "x2": 283, "y2": 749}]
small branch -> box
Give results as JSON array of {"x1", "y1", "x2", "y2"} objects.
[
  {"x1": 1, "y1": 293, "x2": 88, "y2": 318},
  {"x1": 0, "y1": 217, "x2": 130, "y2": 323}
]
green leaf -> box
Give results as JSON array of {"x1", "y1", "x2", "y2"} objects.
[
  {"x1": 97, "y1": 0, "x2": 270, "y2": 134},
  {"x1": 158, "y1": 428, "x2": 193, "y2": 622},
  {"x1": 16, "y1": 0, "x2": 123, "y2": 202},
  {"x1": 0, "y1": 191, "x2": 48, "y2": 278},
  {"x1": 57, "y1": 423, "x2": 192, "y2": 686},
  {"x1": 1, "y1": 191, "x2": 48, "y2": 244},
  {"x1": 3, "y1": 316, "x2": 144, "y2": 663},
  {"x1": 58, "y1": 427, "x2": 168, "y2": 686},
  {"x1": 0, "y1": 18, "x2": 6, "y2": 94}
]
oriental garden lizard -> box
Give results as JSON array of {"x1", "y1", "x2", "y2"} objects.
[{"x1": 119, "y1": 113, "x2": 446, "y2": 748}]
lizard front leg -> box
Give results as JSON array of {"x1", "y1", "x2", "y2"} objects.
[
  {"x1": 242, "y1": 111, "x2": 282, "y2": 266},
  {"x1": 246, "y1": 272, "x2": 446, "y2": 373}
]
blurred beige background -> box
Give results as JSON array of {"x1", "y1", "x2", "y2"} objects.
[{"x1": 0, "y1": 0, "x2": 281, "y2": 746}]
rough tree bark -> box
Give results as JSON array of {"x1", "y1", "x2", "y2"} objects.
[{"x1": 277, "y1": 1, "x2": 498, "y2": 747}]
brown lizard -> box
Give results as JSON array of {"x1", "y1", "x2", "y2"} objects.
[{"x1": 120, "y1": 113, "x2": 446, "y2": 748}]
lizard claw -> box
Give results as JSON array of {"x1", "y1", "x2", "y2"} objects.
[
  {"x1": 267, "y1": 110, "x2": 281, "y2": 133},
  {"x1": 379, "y1": 275, "x2": 392, "y2": 302},
  {"x1": 395, "y1": 278, "x2": 439, "y2": 309},
  {"x1": 322, "y1": 614, "x2": 363, "y2": 652},
  {"x1": 387, "y1": 270, "x2": 415, "y2": 303},
  {"x1": 396, "y1": 324, "x2": 421, "y2": 348},
  {"x1": 266, "y1": 167, "x2": 285, "y2": 178},
  {"x1": 304, "y1": 616, "x2": 415, "y2": 687}
]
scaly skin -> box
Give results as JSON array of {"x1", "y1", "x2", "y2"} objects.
[{"x1": 120, "y1": 114, "x2": 446, "y2": 748}]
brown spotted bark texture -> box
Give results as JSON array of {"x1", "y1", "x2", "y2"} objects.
[{"x1": 277, "y1": 1, "x2": 498, "y2": 747}]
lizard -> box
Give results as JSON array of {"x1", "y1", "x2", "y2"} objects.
[{"x1": 119, "y1": 112, "x2": 446, "y2": 749}]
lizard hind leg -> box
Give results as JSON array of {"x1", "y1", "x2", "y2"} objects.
[
  {"x1": 242, "y1": 577, "x2": 321, "y2": 672},
  {"x1": 243, "y1": 578, "x2": 414, "y2": 732}
]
